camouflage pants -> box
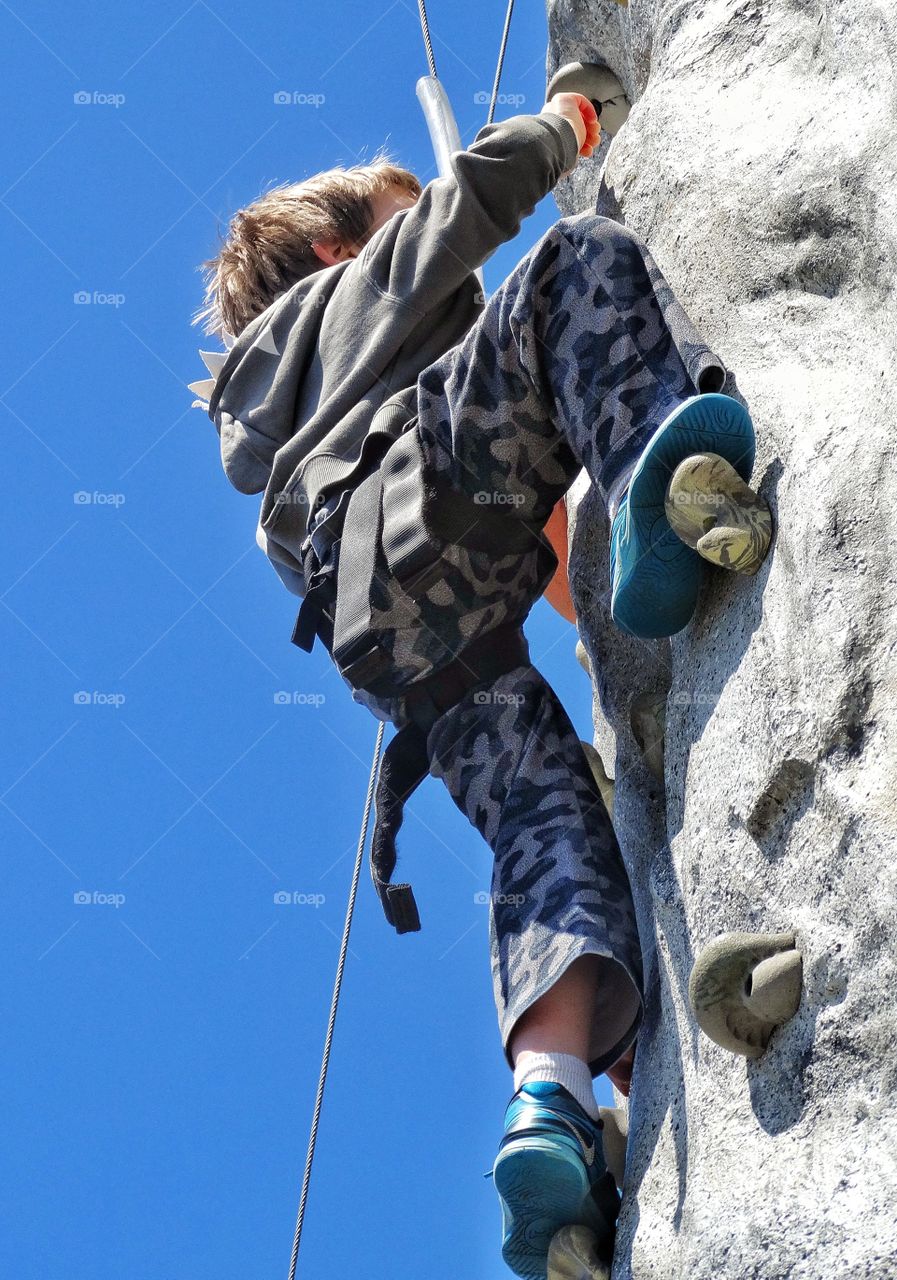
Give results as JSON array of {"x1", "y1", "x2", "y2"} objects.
[{"x1": 344, "y1": 212, "x2": 726, "y2": 1074}]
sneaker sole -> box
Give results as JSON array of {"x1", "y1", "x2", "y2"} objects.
[
  {"x1": 494, "y1": 1140, "x2": 617, "y2": 1280},
  {"x1": 610, "y1": 394, "x2": 755, "y2": 638}
]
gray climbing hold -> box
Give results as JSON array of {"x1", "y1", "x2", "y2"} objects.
[
  {"x1": 689, "y1": 932, "x2": 803, "y2": 1058},
  {"x1": 598, "y1": 1105, "x2": 628, "y2": 1189},
  {"x1": 664, "y1": 452, "x2": 773, "y2": 576},
  {"x1": 546, "y1": 62, "x2": 631, "y2": 137},
  {"x1": 547, "y1": 1225, "x2": 611, "y2": 1280},
  {"x1": 582, "y1": 741, "x2": 615, "y2": 818},
  {"x1": 629, "y1": 691, "x2": 665, "y2": 783}
]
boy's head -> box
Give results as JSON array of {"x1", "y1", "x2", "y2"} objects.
[{"x1": 196, "y1": 154, "x2": 421, "y2": 339}]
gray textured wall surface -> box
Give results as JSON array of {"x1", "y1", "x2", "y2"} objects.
[{"x1": 546, "y1": 2, "x2": 897, "y2": 1276}]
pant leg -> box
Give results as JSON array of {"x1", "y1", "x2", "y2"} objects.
[
  {"x1": 399, "y1": 215, "x2": 726, "y2": 1067},
  {"x1": 415, "y1": 211, "x2": 727, "y2": 519},
  {"x1": 426, "y1": 663, "x2": 643, "y2": 1077},
  {"x1": 345, "y1": 214, "x2": 722, "y2": 1063},
  {"x1": 349, "y1": 212, "x2": 727, "y2": 722}
]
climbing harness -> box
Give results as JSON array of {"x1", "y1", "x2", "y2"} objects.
[{"x1": 286, "y1": 7, "x2": 525, "y2": 1275}]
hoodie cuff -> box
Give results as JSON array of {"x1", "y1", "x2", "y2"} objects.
[{"x1": 533, "y1": 111, "x2": 581, "y2": 176}]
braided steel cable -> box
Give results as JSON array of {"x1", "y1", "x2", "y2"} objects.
[
  {"x1": 417, "y1": 0, "x2": 438, "y2": 79},
  {"x1": 487, "y1": 0, "x2": 515, "y2": 124},
  {"x1": 287, "y1": 720, "x2": 385, "y2": 1280},
  {"x1": 418, "y1": 0, "x2": 515, "y2": 126}
]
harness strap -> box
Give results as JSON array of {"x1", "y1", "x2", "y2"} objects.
[
  {"x1": 369, "y1": 724, "x2": 428, "y2": 933},
  {"x1": 369, "y1": 622, "x2": 530, "y2": 933},
  {"x1": 292, "y1": 425, "x2": 553, "y2": 673},
  {"x1": 291, "y1": 541, "x2": 336, "y2": 653}
]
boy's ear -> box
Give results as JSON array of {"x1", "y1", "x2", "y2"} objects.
[{"x1": 311, "y1": 239, "x2": 353, "y2": 266}]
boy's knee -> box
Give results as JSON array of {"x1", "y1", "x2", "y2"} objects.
[{"x1": 552, "y1": 210, "x2": 644, "y2": 256}]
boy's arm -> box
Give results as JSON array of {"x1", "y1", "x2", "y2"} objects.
[{"x1": 357, "y1": 112, "x2": 581, "y2": 312}]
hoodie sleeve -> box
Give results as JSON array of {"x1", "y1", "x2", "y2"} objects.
[{"x1": 358, "y1": 112, "x2": 579, "y2": 313}]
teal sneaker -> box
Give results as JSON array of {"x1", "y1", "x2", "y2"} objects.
[
  {"x1": 609, "y1": 393, "x2": 756, "y2": 638},
  {"x1": 492, "y1": 1081, "x2": 619, "y2": 1279}
]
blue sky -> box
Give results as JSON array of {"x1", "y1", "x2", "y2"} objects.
[{"x1": 0, "y1": 3, "x2": 613, "y2": 1276}]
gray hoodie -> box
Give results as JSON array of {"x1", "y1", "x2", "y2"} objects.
[{"x1": 206, "y1": 111, "x2": 580, "y2": 591}]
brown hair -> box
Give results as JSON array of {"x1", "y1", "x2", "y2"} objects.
[{"x1": 194, "y1": 152, "x2": 421, "y2": 339}]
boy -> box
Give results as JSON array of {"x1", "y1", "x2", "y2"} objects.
[{"x1": 194, "y1": 91, "x2": 760, "y2": 1278}]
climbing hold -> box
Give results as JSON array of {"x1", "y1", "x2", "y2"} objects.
[
  {"x1": 665, "y1": 453, "x2": 773, "y2": 576},
  {"x1": 629, "y1": 692, "x2": 665, "y2": 783},
  {"x1": 547, "y1": 1225, "x2": 611, "y2": 1280},
  {"x1": 689, "y1": 932, "x2": 803, "y2": 1058},
  {"x1": 575, "y1": 639, "x2": 592, "y2": 676},
  {"x1": 582, "y1": 741, "x2": 615, "y2": 817},
  {"x1": 546, "y1": 62, "x2": 631, "y2": 138},
  {"x1": 598, "y1": 1106, "x2": 628, "y2": 1190}
]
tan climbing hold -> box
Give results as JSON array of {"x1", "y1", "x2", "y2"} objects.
[
  {"x1": 547, "y1": 1225, "x2": 611, "y2": 1280},
  {"x1": 598, "y1": 1105, "x2": 628, "y2": 1189},
  {"x1": 546, "y1": 62, "x2": 631, "y2": 137},
  {"x1": 629, "y1": 691, "x2": 665, "y2": 783},
  {"x1": 689, "y1": 931, "x2": 803, "y2": 1058},
  {"x1": 582, "y1": 741, "x2": 615, "y2": 818},
  {"x1": 575, "y1": 639, "x2": 592, "y2": 676},
  {"x1": 664, "y1": 453, "x2": 773, "y2": 576}
]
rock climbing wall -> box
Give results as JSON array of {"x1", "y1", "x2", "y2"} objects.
[{"x1": 547, "y1": 1, "x2": 897, "y2": 1276}]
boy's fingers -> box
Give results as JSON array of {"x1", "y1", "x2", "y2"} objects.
[
  {"x1": 577, "y1": 98, "x2": 601, "y2": 153},
  {"x1": 577, "y1": 94, "x2": 599, "y2": 125}
]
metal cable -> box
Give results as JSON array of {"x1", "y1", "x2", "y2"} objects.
[
  {"x1": 487, "y1": 0, "x2": 516, "y2": 125},
  {"x1": 416, "y1": 0, "x2": 438, "y2": 79},
  {"x1": 287, "y1": 720, "x2": 385, "y2": 1280}
]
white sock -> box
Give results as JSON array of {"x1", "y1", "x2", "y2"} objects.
[{"x1": 513, "y1": 1051, "x2": 600, "y2": 1121}]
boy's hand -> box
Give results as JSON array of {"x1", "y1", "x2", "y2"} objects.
[{"x1": 540, "y1": 93, "x2": 601, "y2": 172}]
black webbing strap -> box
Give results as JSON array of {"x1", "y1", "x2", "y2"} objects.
[
  {"x1": 369, "y1": 623, "x2": 530, "y2": 933},
  {"x1": 369, "y1": 723, "x2": 428, "y2": 933},
  {"x1": 328, "y1": 469, "x2": 392, "y2": 689},
  {"x1": 291, "y1": 542, "x2": 336, "y2": 654}
]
